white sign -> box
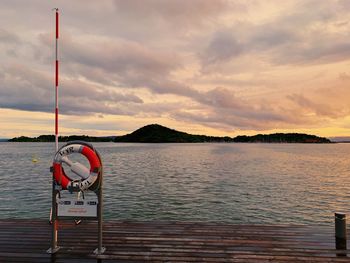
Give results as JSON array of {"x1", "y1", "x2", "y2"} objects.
[{"x1": 57, "y1": 197, "x2": 98, "y2": 217}]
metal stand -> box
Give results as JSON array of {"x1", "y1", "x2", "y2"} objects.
[
  {"x1": 47, "y1": 141, "x2": 105, "y2": 255},
  {"x1": 47, "y1": 187, "x2": 60, "y2": 254},
  {"x1": 94, "y1": 166, "x2": 106, "y2": 255}
]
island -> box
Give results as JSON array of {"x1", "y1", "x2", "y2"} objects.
[
  {"x1": 115, "y1": 124, "x2": 330, "y2": 143},
  {"x1": 233, "y1": 133, "x2": 331, "y2": 143},
  {"x1": 114, "y1": 124, "x2": 234, "y2": 143},
  {"x1": 8, "y1": 124, "x2": 331, "y2": 143},
  {"x1": 8, "y1": 135, "x2": 115, "y2": 142}
]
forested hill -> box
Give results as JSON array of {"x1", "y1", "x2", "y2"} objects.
[{"x1": 114, "y1": 124, "x2": 233, "y2": 143}]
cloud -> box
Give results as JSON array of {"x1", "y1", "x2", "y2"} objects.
[
  {"x1": 113, "y1": 0, "x2": 232, "y2": 29},
  {"x1": 39, "y1": 32, "x2": 203, "y2": 98},
  {"x1": 0, "y1": 64, "x2": 143, "y2": 115},
  {"x1": 200, "y1": 31, "x2": 244, "y2": 66},
  {"x1": 1, "y1": 0, "x2": 350, "y2": 136},
  {"x1": 63, "y1": 38, "x2": 179, "y2": 76},
  {"x1": 198, "y1": 87, "x2": 246, "y2": 109},
  {"x1": 0, "y1": 28, "x2": 20, "y2": 44},
  {"x1": 169, "y1": 86, "x2": 298, "y2": 130},
  {"x1": 172, "y1": 108, "x2": 289, "y2": 131},
  {"x1": 287, "y1": 94, "x2": 343, "y2": 118},
  {"x1": 199, "y1": 0, "x2": 350, "y2": 71},
  {"x1": 171, "y1": 81, "x2": 350, "y2": 131},
  {"x1": 2, "y1": 59, "x2": 348, "y2": 132}
]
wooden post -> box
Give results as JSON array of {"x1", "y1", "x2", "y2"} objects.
[{"x1": 335, "y1": 212, "x2": 347, "y2": 250}]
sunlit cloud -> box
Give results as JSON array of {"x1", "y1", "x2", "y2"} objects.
[{"x1": 0, "y1": 0, "x2": 350, "y2": 137}]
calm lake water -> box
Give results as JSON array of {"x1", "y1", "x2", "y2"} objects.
[{"x1": 0, "y1": 142, "x2": 349, "y2": 225}]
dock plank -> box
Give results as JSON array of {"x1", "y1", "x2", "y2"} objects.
[{"x1": 0, "y1": 219, "x2": 348, "y2": 262}]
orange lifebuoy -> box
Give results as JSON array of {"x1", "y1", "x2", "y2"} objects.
[{"x1": 53, "y1": 142, "x2": 101, "y2": 191}]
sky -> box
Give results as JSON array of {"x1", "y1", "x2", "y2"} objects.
[{"x1": 1, "y1": 0, "x2": 350, "y2": 138}]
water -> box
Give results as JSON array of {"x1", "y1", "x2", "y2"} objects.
[{"x1": 0, "y1": 142, "x2": 349, "y2": 225}]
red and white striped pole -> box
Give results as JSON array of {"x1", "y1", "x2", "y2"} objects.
[
  {"x1": 54, "y1": 8, "x2": 59, "y2": 151},
  {"x1": 48, "y1": 8, "x2": 60, "y2": 254}
]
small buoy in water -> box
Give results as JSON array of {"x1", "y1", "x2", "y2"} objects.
[{"x1": 32, "y1": 155, "x2": 38, "y2": 163}]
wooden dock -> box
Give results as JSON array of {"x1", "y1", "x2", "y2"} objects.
[{"x1": 0, "y1": 219, "x2": 349, "y2": 262}]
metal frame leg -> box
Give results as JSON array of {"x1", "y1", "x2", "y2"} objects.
[{"x1": 47, "y1": 188, "x2": 60, "y2": 254}]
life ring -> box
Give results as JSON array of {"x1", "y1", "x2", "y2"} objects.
[{"x1": 53, "y1": 142, "x2": 101, "y2": 191}]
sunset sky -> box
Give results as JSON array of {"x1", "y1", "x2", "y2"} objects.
[{"x1": 1, "y1": 0, "x2": 350, "y2": 138}]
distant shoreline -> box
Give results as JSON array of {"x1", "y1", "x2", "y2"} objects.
[
  {"x1": 7, "y1": 124, "x2": 332, "y2": 144},
  {"x1": 2, "y1": 141, "x2": 339, "y2": 144}
]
